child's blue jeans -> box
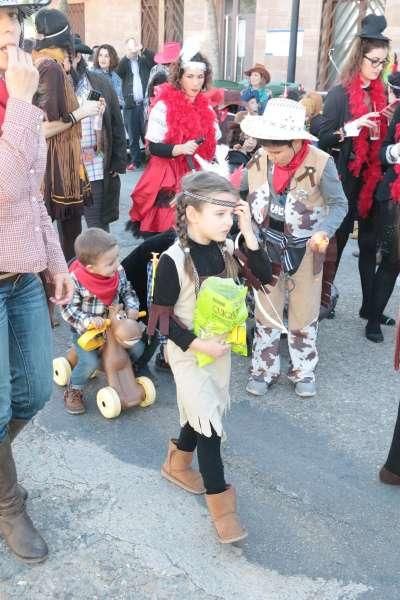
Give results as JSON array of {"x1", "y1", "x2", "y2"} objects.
[{"x1": 70, "y1": 332, "x2": 145, "y2": 388}]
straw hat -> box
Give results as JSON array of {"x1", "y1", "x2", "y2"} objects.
[{"x1": 240, "y1": 98, "x2": 317, "y2": 142}]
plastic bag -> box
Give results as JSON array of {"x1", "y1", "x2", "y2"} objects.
[{"x1": 193, "y1": 277, "x2": 248, "y2": 367}]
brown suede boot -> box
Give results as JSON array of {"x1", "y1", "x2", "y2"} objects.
[
  {"x1": 64, "y1": 387, "x2": 86, "y2": 415},
  {"x1": 379, "y1": 466, "x2": 400, "y2": 485},
  {"x1": 8, "y1": 419, "x2": 29, "y2": 501},
  {"x1": 0, "y1": 436, "x2": 48, "y2": 563},
  {"x1": 205, "y1": 485, "x2": 248, "y2": 544},
  {"x1": 161, "y1": 439, "x2": 206, "y2": 494}
]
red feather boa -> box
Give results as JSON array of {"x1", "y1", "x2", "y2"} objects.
[
  {"x1": 153, "y1": 83, "x2": 216, "y2": 162},
  {"x1": 390, "y1": 123, "x2": 400, "y2": 203},
  {"x1": 346, "y1": 75, "x2": 388, "y2": 218}
]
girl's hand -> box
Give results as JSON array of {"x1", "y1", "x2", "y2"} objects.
[
  {"x1": 190, "y1": 338, "x2": 229, "y2": 359},
  {"x1": 234, "y1": 199, "x2": 259, "y2": 250}
]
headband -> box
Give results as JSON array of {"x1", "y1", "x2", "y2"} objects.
[
  {"x1": 181, "y1": 60, "x2": 206, "y2": 71},
  {"x1": 181, "y1": 189, "x2": 238, "y2": 207}
]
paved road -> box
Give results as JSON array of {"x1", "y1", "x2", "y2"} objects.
[{"x1": 1, "y1": 171, "x2": 399, "y2": 599}]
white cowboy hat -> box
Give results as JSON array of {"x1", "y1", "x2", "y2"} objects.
[{"x1": 240, "y1": 98, "x2": 318, "y2": 142}]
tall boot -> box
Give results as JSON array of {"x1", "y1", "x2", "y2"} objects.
[
  {"x1": 161, "y1": 439, "x2": 205, "y2": 494},
  {"x1": 8, "y1": 419, "x2": 29, "y2": 502},
  {"x1": 205, "y1": 485, "x2": 248, "y2": 544},
  {"x1": 0, "y1": 435, "x2": 48, "y2": 563},
  {"x1": 8, "y1": 418, "x2": 29, "y2": 442}
]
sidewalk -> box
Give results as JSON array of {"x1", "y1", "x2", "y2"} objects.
[{"x1": 0, "y1": 172, "x2": 398, "y2": 599}]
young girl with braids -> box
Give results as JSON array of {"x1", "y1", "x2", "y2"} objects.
[{"x1": 148, "y1": 171, "x2": 272, "y2": 544}]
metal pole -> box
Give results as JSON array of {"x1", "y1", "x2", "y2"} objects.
[{"x1": 287, "y1": 0, "x2": 300, "y2": 83}]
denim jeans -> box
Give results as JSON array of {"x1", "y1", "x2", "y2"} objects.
[
  {"x1": 0, "y1": 274, "x2": 53, "y2": 441},
  {"x1": 70, "y1": 332, "x2": 145, "y2": 388},
  {"x1": 123, "y1": 104, "x2": 144, "y2": 167}
]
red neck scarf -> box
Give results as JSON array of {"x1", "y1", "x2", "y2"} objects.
[
  {"x1": 346, "y1": 74, "x2": 388, "y2": 217},
  {"x1": 0, "y1": 79, "x2": 8, "y2": 127},
  {"x1": 273, "y1": 141, "x2": 310, "y2": 194},
  {"x1": 69, "y1": 260, "x2": 119, "y2": 306},
  {"x1": 390, "y1": 122, "x2": 400, "y2": 203},
  {"x1": 153, "y1": 83, "x2": 217, "y2": 162}
]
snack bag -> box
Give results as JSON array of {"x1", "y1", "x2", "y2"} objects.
[{"x1": 193, "y1": 277, "x2": 248, "y2": 367}]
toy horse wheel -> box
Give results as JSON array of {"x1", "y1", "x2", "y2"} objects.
[
  {"x1": 97, "y1": 387, "x2": 122, "y2": 419},
  {"x1": 136, "y1": 377, "x2": 156, "y2": 408},
  {"x1": 53, "y1": 357, "x2": 72, "y2": 387}
]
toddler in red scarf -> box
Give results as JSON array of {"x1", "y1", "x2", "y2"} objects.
[{"x1": 61, "y1": 228, "x2": 142, "y2": 415}]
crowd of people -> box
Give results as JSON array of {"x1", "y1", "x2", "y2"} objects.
[{"x1": 2, "y1": 0, "x2": 400, "y2": 565}]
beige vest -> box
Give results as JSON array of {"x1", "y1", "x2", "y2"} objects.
[{"x1": 248, "y1": 145, "x2": 330, "y2": 238}]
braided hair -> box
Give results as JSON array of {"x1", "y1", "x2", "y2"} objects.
[{"x1": 175, "y1": 171, "x2": 239, "y2": 281}]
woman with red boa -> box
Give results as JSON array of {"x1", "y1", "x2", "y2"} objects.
[
  {"x1": 318, "y1": 15, "x2": 390, "y2": 335},
  {"x1": 127, "y1": 47, "x2": 218, "y2": 237}
]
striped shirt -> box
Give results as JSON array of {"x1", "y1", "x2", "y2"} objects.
[{"x1": 0, "y1": 98, "x2": 67, "y2": 277}]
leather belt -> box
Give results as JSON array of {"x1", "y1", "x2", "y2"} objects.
[{"x1": 0, "y1": 273, "x2": 21, "y2": 285}]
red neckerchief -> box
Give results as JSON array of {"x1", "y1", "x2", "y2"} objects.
[
  {"x1": 152, "y1": 83, "x2": 217, "y2": 162},
  {"x1": 272, "y1": 141, "x2": 310, "y2": 194},
  {"x1": 0, "y1": 79, "x2": 9, "y2": 126},
  {"x1": 390, "y1": 122, "x2": 400, "y2": 203},
  {"x1": 346, "y1": 74, "x2": 388, "y2": 218},
  {"x1": 69, "y1": 260, "x2": 119, "y2": 306}
]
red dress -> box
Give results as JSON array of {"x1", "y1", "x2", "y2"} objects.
[{"x1": 129, "y1": 84, "x2": 217, "y2": 235}]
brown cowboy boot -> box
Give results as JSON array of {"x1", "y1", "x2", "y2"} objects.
[
  {"x1": 64, "y1": 386, "x2": 86, "y2": 415},
  {"x1": 8, "y1": 419, "x2": 29, "y2": 502},
  {"x1": 161, "y1": 439, "x2": 206, "y2": 494},
  {"x1": 205, "y1": 485, "x2": 248, "y2": 544},
  {"x1": 0, "y1": 435, "x2": 48, "y2": 563},
  {"x1": 379, "y1": 466, "x2": 400, "y2": 485}
]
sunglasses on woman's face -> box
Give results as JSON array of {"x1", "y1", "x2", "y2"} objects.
[{"x1": 363, "y1": 55, "x2": 389, "y2": 68}]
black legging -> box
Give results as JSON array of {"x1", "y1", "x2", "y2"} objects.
[
  {"x1": 176, "y1": 422, "x2": 226, "y2": 494},
  {"x1": 384, "y1": 402, "x2": 400, "y2": 476},
  {"x1": 368, "y1": 200, "x2": 400, "y2": 326}
]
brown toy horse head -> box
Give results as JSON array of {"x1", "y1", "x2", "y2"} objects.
[{"x1": 107, "y1": 304, "x2": 145, "y2": 350}]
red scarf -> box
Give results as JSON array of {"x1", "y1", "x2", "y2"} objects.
[
  {"x1": 153, "y1": 83, "x2": 217, "y2": 162},
  {"x1": 0, "y1": 79, "x2": 8, "y2": 126},
  {"x1": 346, "y1": 75, "x2": 388, "y2": 218},
  {"x1": 273, "y1": 141, "x2": 310, "y2": 194},
  {"x1": 390, "y1": 123, "x2": 400, "y2": 203},
  {"x1": 69, "y1": 260, "x2": 119, "y2": 306}
]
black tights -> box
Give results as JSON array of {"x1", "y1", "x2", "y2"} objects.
[
  {"x1": 176, "y1": 422, "x2": 226, "y2": 494},
  {"x1": 333, "y1": 206, "x2": 399, "y2": 321},
  {"x1": 385, "y1": 403, "x2": 400, "y2": 476}
]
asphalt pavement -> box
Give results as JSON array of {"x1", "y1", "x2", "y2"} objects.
[{"x1": 1, "y1": 171, "x2": 399, "y2": 600}]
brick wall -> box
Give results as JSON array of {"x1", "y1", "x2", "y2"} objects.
[{"x1": 253, "y1": 0, "x2": 323, "y2": 91}]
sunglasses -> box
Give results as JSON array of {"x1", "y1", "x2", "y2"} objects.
[{"x1": 363, "y1": 55, "x2": 389, "y2": 68}]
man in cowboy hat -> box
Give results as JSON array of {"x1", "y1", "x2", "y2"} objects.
[{"x1": 241, "y1": 98, "x2": 347, "y2": 398}]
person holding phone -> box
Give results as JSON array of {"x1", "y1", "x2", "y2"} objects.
[
  {"x1": 71, "y1": 34, "x2": 126, "y2": 232},
  {"x1": 317, "y1": 15, "x2": 390, "y2": 327},
  {"x1": 32, "y1": 8, "x2": 102, "y2": 261},
  {"x1": 127, "y1": 43, "x2": 219, "y2": 238},
  {"x1": 0, "y1": 1, "x2": 74, "y2": 564}
]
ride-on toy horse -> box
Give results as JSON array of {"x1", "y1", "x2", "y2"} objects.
[{"x1": 53, "y1": 305, "x2": 156, "y2": 419}]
